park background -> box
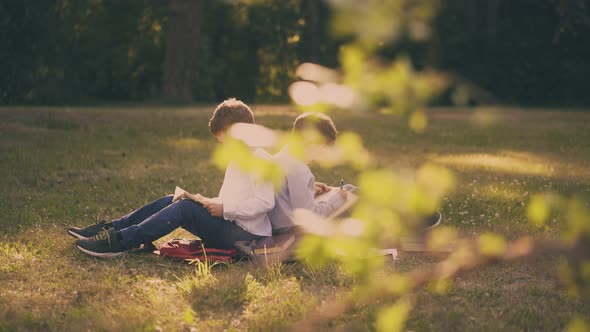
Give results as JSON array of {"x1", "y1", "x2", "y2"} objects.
[
  {"x1": 2, "y1": 0, "x2": 590, "y2": 106},
  {"x1": 1, "y1": 0, "x2": 590, "y2": 331}
]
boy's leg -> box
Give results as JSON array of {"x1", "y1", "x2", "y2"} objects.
[
  {"x1": 178, "y1": 202, "x2": 263, "y2": 249},
  {"x1": 68, "y1": 195, "x2": 174, "y2": 240},
  {"x1": 75, "y1": 199, "x2": 261, "y2": 256},
  {"x1": 76, "y1": 199, "x2": 191, "y2": 256},
  {"x1": 110, "y1": 195, "x2": 174, "y2": 230},
  {"x1": 120, "y1": 199, "x2": 260, "y2": 249}
]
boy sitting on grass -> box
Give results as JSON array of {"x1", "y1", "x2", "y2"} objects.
[
  {"x1": 68, "y1": 98, "x2": 275, "y2": 258},
  {"x1": 269, "y1": 112, "x2": 351, "y2": 234}
]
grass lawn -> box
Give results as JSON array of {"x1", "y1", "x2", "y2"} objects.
[{"x1": 1, "y1": 105, "x2": 589, "y2": 331}]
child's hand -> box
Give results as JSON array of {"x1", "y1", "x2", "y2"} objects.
[
  {"x1": 314, "y1": 182, "x2": 331, "y2": 196},
  {"x1": 203, "y1": 199, "x2": 223, "y2": 217},
  {"x1": 338, "y1": 189, "x2": 348, "y2": 200}
]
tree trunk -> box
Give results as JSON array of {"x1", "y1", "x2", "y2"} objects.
[
  {"x1": 427, "y1": 26, "x2": 441, "y2": 67},
  {"x1": 303, "y1": 0, "x2": 321, "y2": 63},
  {"x1": 487, "y1": 0, "x2": 500, "y2": 51},
  {"x1": 162, "y1": 0, "x2": 203, "y2": 102}
]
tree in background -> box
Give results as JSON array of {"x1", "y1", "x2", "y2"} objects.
[
  {"x1": 302, "y1": 0, "x2": 321, "y2": 63},
  {"x1": 162, "y1": 0, "x2": 204, "y2": 102},
  {"x1": 1, "y1": 0, "x2": 589, "y2": 105}
]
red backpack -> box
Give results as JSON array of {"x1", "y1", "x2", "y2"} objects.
[{"x1": 154, "y1": 239, "x2": 238, "y2": 263}]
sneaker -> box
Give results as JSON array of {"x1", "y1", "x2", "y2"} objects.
[
  {"x1": 422, "y1": 210, "x2": 442, "y2": 231},
  {"x1": 75, "y1": 228, "x2": 128, "y2": 258},
  {"x1": 67, "y1": 220, "x2": 110, "y2": 239}
]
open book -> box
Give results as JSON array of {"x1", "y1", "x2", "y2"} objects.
[
  {"x1": 173, "y1": 186, "x2": 207, "y2": 205},
  {"x1": 314, "y1": 187, "x2": 359, "y2": 219}
]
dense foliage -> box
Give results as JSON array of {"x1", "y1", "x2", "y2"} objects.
[{"x1": 1, "y1": 0, "x2": 589, "y2": 105}]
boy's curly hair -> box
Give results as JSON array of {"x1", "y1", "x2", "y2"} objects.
[
  {"x1": 292, "y1": 112, "x2": 337, "y2": 143},
  {"x1": 209, "y1": 98, "x2": 255, "y2": 135}
]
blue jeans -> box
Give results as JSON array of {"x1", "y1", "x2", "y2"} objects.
[{"x1": 111, "y1": 195, "x2": 261, "y2": 249}]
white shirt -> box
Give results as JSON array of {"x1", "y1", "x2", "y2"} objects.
[
  {"x1": 218, "y1": 148, "x2": 275, "y2": 236},
  {"x1": 268, "y1": 147, "x2": 345, "y2": 231}
]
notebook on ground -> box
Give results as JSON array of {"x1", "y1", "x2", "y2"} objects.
[{"x1": 314, "y1": 187, "x2": 359, "y2": 219}]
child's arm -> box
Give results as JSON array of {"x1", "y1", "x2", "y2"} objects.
[{"x1": 289, "y1": 170, "x2": 346, "y2": 217}]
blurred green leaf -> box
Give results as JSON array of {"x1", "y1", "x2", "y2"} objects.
[
  {"x1": 376, "y1": 298, "x2": 412, "y2": 332},
  {"x1": 409, "y1": 110, "x2": 427, "y2": 133},
  {"x1": 416, "y1": 163, "x2": 455, "y2": 201},
  {"x1": 427, "y1": 226, "x2": 458, "y2": 251},
  {"x1": 527, "y1": 194, "x2": 551, "y2": 227},
  {"x1": 212, "y1": 138, "x2": 251, "y2": 170},
  {"x1": 183, "y1": 308, "x2": 195, "y2": 325},
  {"x1": 336, "y1": 132, "x2": 370, "y2": 169},
  {"x1": 564, "y1": 198, "x2": 590, "y2": 243},
  {"x1": 212, "y1": 138, "x2": 284, "y2": 188},
  {"x1": 582, "y1": 261, "x2": 590, "y2": 283},
  {"x1": 385, "y1": 274, "x2": 413, "y2": 295},
  {"x1": 558, "y1": 258, "x2": 581, "y2": 298},
  {"x1": 295, "y1": 235, "x2": 331, "y2": 267},
  {"x1": 477, "y1": 233, "x2": 506, "y2": 257},
  {"x1": 279, "y1": 133, "x2": 306, "y2": 160},
  {"x1": 565, "y1": 317, "x2": 590, "y2": 332},
  {"x1": 428, "y1": 278, "x2": 452, "y2": 295},
  {"x1": 358, "y1": 170, "x2": 399, "y2": 208}
]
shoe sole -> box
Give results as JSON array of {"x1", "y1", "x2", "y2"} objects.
[
  {"x1": 424, "y1": 210, "x2": 442, "y2": 230},
  {"x1": 76, "y1": 245, "x2": 125, "y2": 258},
  {"x1": 67, "y1": 229, "x2": 87, "y2": 240}
]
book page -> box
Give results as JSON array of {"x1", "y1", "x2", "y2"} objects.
[
  {"x1": 174, "y1": 186, "x2": 207, "y2": 205},
  {"x1": 314, "y1": 187, "x2": 359, "y2": 219},
  {"x1": 173, "y1": 186, "x2": 186, "y2": 202}
]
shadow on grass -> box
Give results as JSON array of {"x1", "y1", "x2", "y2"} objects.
[{"x1": 1, "y1": 106, "x2": 589, "y2": 331}]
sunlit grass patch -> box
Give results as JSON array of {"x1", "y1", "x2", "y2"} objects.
[
  {"x1": 176, "y1": 263, "x2": 317, "y2": 331},
  {"x1": 166, "y1": 137, "x2": 206, "y2": 150},
  {"x1": 242, "y1": 273, "x2": 310, "y2": 331},
  {"x1": 433, "y1": 152, "x2": 554, "y2": 177},
  {"x1": 0, "y1": 241, "x2": 41, "y2": 274},
  {"x1": 0, "y1": 106, "x2": 589, "y2": 330},
  {"x1": 185, "y1": 271, "x2": 247, "y2": 314}
]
